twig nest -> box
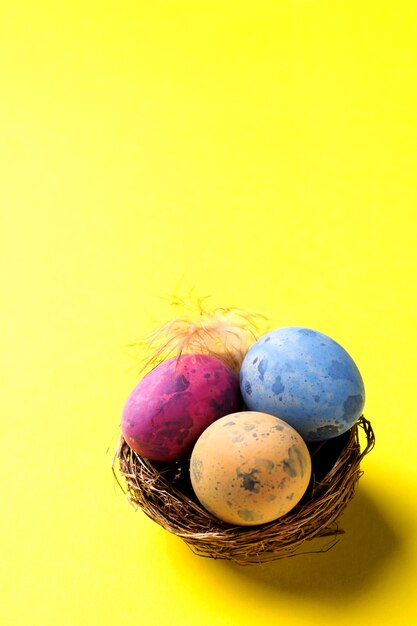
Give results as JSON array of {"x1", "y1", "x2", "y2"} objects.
[
  {"x1": 114, "y1": 297, "x2": 375, "y2": 563},
  {"x1": 115, "y1": 416, "x2": 374, "y2": 564}
]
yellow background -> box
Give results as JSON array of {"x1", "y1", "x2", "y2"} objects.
[{"x1": 1, "y1": 1, "x2": 416, "y2": 625}]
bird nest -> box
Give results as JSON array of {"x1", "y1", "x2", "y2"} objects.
[{"x1": 113, "y1": 414, "x2": 375, "y2": 565}]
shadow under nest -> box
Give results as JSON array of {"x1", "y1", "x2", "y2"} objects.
[{"x1": 114, "y1": 415, "x2": 375, "y2": 565}]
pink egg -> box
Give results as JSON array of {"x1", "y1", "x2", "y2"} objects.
[{"x1": 121, "y1": 354, "x2": 242, "y2": 462}]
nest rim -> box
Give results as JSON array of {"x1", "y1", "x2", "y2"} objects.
[{"x1": 114, "y1": 415, "x2": 375, "y2": 565}]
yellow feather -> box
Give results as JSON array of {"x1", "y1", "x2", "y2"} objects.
[{"x1": 137, "y1": 294, "x2": 269, "y2": 375}]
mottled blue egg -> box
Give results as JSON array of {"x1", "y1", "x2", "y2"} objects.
[{"x1": 240, "y1": 327, "x2": 365, "y2": 441}]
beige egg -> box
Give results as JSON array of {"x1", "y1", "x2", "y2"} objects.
[{"x1": 190, "y1": 411, "x2": 312, "y2": 526}]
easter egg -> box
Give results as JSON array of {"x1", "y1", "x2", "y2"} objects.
[
  {"x1": 190, "y1": 411, "x2": 311, "y2": 525},
  {"x1": 240, "y1": 326, "x2": 365, "y2": 441},
  {"x1": 122, "y1": 354, "x2": 241, "y2": 462}
]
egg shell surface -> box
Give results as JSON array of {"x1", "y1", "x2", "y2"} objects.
[
  {"x1": 190, "y1": 411, "x2": 312, "y2": 526},
  {"x1": 240, "y1": 326, "x2": 365, "y2": 441},
  {"x1": 122, "y1": 354, "x2": 241, "y2": 462}
]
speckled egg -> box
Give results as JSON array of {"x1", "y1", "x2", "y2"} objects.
[
  {"x1": 122, "y1": 354, "x2": 241, "y2": 462},
  {"x1": 190, "y1": 411, "x2": 312, "y2": 526},
  {"x1": 240, "y1": 326, "x2": 365, "y2": 441}
]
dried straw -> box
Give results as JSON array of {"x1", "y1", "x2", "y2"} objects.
[{"x1": 114, "y1": 415, "x2": 375, "y2": 565}]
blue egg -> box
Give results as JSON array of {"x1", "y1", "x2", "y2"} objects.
[{"x1": 240, "y1": 327, "x2": 365, "y2": 441}]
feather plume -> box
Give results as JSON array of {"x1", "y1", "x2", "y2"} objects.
[{"x1": 135, "y1": 294, "x2": 269, "y2": 375}]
